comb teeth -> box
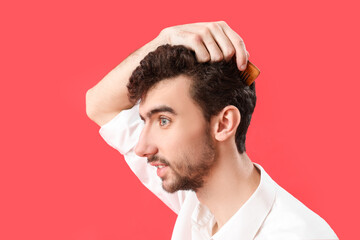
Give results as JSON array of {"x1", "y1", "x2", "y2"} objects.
[
  {"x1": 241, "y1": 61, "x2": 260, "y2": 86},
  {"x1": 239, "y1": 71, "x2": 250, "y2": 83}
]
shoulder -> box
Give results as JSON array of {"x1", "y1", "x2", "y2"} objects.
[{"x1": 257, "y1": 183, "x2": 338, "y2": 239}]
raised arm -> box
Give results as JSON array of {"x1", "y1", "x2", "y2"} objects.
[
  {"x1": 85, "y1": 38, "x2": 163, "y2": 127},
  {"x1": 85, "y1": 21, "x2": 249, "y2": 127}
]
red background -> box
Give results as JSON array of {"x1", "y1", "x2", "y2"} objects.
[{"x1": 1, "y1": 0, "x2": 358, "y2": 239}]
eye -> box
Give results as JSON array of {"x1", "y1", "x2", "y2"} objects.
[{"x1": 159, "y1": 117, "x2": 170, "y2": 127}]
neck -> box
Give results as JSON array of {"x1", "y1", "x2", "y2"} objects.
[{"x1": 195, "y1": 145, "x2": 261, "y2": 233}]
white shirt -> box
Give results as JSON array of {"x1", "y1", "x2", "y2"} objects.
[{"x1": 99, "y1": 104, "x2": 338, "y2": 240}]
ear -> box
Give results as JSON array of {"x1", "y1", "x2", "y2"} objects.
[{"x1": 212, "y1": 106, "x2": 241, "y2": 142}]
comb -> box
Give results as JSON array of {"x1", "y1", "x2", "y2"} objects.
[{"x1": 240, "y1": 61, "x2": 260, "y2": 86}]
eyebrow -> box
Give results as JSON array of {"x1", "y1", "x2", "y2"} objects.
[{"x1": 139, "y1": 105, "x2": 177, "y2": 121}]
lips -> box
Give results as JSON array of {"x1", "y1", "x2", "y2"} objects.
[
  {"x1": 150, "y1": 162, "x2": 167, "y2": 167},
  {"x1": 150, "y1": 162, "x2": 169, "y2": 178}
]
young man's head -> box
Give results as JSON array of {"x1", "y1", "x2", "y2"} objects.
[{"x1": 127, "y1": 44, "x2": 256, "y2": 193}]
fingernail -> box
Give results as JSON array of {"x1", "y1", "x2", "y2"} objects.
[{"x1": 240, "y1": 64, "x2": 247, "y2": 71}]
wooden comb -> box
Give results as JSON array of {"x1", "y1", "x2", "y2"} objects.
[{"x1": 240, "y1": 61, "x2": 260, "y2": 86}]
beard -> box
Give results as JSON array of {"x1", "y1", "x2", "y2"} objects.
[{"x1": 147, "y1": 126, "x2": 216, "y2": 193}]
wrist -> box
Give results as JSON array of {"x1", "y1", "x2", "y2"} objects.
[{"x1": 150, "y1": 29, "x2": 169, "y2": 48}]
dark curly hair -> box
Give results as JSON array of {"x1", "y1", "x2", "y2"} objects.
[{"x1": 127, "y1": 44, "x2": 256, "y2": 154}]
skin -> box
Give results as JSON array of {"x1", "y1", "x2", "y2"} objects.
[
  {"x1": 86, "y1": 21, "x2": 249, "y2": 127},
  {"x1": 86, "y1": 21, "x2": 255, "y2": 236},
  {"x1": 136, "y1": 76, "x2": 217, "y2": 193},
  {"x1": 135, "y1": 75, "x2": 261, "y2": 235}
]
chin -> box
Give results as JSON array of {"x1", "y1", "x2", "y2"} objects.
[
  {"x1": 162, "y1": 183, "x2": 177, "y2": 193},
  {"x1": 162, "y1": 178, "x2": 183, "y2": 193},
  {"x1": 161, "y1": 178, "x2": 175, "y2": 193}
]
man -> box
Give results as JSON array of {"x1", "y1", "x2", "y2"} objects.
[{"x1": 86, "y1": 21, "x2": 338, "y2": 239}]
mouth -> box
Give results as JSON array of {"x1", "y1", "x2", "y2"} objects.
[
  {"x1": 150, "y1": 162, "x2": 169, "y2": 178},
  {"x1": 155, "y1": 165, "x2": 166, "y2": 169}
]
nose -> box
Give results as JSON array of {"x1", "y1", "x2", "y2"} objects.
[{"x1": 134, "y1": 126, "x2": 158, "y2": 158}]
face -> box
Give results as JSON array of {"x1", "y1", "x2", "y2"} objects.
[{"x1": 135, "y1": 75, "x2": 217, "y2": 193}]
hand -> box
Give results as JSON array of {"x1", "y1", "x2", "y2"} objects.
[{"x1": 157, "y1": 21, "x2": 249, "y2": 71}]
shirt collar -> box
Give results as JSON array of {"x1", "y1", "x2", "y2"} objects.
[{"x1": 191, "y1": 162, "x2": 277, "y2": 240}]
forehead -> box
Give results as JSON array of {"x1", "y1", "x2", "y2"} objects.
[{"x1": 139, "y1": 75, "x2": 203, "y2": 118}]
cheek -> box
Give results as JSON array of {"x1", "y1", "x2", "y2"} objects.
[
  {"x1": 156, "y1": 115, "x2": 207, "y2": 158},
  {"x1": 169, "y1": 119, "x2": 207, "y2": 153},
  {"x1": 181, "y1": 115, "x2": 207, "y2": 142}
]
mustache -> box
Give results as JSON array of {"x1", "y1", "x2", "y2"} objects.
[{"x1": 147, "y1": 155, "x2": 170, "y2": 166}]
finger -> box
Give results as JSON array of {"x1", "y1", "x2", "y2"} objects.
[
  {"x1": 219, "y1": 22, "x2": 248, "y2": 71},
  {"x1": 199, "y1": 27, "x2": 224, "y2": 62},
  {"x1": 170, "y1": 30, "x2": 211, "y2": 62},
  {"x1": 170, "y1": 23, "x2": 224, "y2": 62},
  {"x1": 208, "y1": 22, "x2": 236, "y2": 61},
  {"x1": 180, "y1": 22, "x2": 233, "y2": 62}
]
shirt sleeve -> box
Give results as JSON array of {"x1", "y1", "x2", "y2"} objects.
[{"x1": 98, "y1": 104, "x2": 187, "y2": 214}]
